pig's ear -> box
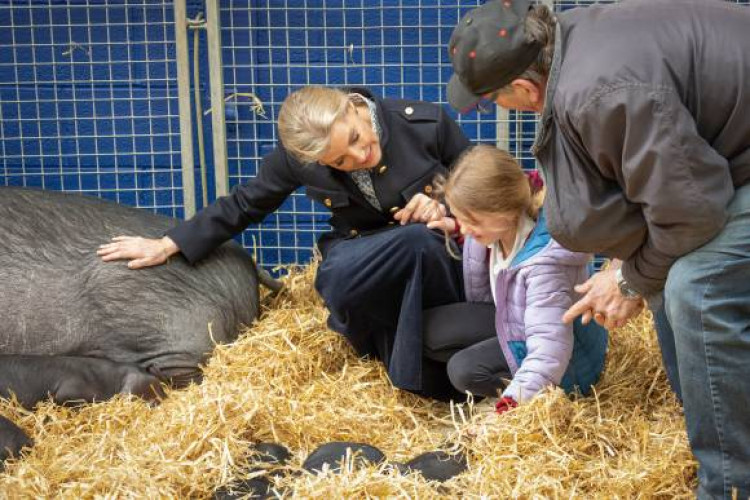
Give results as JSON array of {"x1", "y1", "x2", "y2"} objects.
[{"x1": 401, "y1": 449, "x2": 468, "y2": 482}]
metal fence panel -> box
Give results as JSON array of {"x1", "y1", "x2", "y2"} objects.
[{"x1": 0, "y1": 0, "x2": 189, "y2": 217}]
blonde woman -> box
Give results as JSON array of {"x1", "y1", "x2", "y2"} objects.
[{"x1": 98, "y1": 86, "x2": 472, "y2": 400}]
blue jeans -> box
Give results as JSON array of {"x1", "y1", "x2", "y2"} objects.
[
  {"x1": 663, "y1": 184, "x2": 750, "y2": 499},
  {"x1": 653, "y1": 304, "x2": 682, "y2": 401}
]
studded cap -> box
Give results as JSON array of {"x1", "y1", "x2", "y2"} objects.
[{"x1": 447, "y1": 0, "x2": 542, "y2": 113}]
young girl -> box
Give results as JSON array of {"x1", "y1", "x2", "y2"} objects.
[{"x1": 428, "y1": 145, "x2": 608, "y2": 412}]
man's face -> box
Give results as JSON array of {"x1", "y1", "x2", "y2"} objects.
[{"x1": 486, "y1": 79, "x2": 546, "y2": 113}]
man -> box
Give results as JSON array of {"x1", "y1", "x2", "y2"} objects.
[{"x1": 447, "y1": 0, "x2": 750, "y2": 497}]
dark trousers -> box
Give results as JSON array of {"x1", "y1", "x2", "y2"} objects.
[
  {"x1": 423, "y1": 302, "x2": 511, "y2": 398},
  {"x1": 315, "y1": 224, "x2": 464, "y2": 398}
]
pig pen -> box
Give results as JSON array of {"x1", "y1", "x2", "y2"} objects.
[{"x1": 0, "y1": 264, "x2": 694, "y2": 497}]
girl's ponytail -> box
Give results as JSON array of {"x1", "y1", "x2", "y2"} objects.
[
  {"x1": 527, "y1": 170, "x2": 544, "y2": 195},
  {"x1": 525, "y1": 170, "x2": 546, "y2": 220}
]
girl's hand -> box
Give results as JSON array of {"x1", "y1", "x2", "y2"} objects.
[
  {"x1": 394, "y1": 193, "x2": 447, "y2": 225},
  {"x1": 495, "y1": 396, "x2": 518, "y2": 414},
  {"x1": 562, "y1": 267, "x2": 644, "y2": 330},
  {"x1": 97, "y1": 235, "x2": 179, "y2": 270},
  {"x1": 426, "y1": 216, "x2": 458, "y2": 234}
]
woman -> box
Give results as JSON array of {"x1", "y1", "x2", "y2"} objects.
[{"x1": 98, "y1": 86, "x2": 473, "y2": 400}]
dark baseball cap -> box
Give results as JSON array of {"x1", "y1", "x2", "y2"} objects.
[{"x1": 448, "y1": 0, "x2": 542, "y2": 113}]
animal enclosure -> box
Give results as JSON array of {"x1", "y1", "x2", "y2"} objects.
[{"x1": 1, "y1": 0, "x2": 748, "y2": 496}]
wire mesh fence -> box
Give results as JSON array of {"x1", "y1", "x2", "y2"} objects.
[
  {"x1": 0, "y1": 0, "x2": 186, "y2": 217},
  {"x1": 219, "y1": 0, "x2": 749, "y2": 270}
]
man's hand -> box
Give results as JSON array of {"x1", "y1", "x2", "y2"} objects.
[
  {"x1": 562, "y1": 267, "x2": 644, "y2": 330},
  {"x1": 393, "y1": 193, "x2": 446, "y2": 225},
  {"x1": 97, "y1": 235, "x2": 179, "y2": 270}
]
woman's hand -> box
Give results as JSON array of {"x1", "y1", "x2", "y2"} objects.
[
  {"x1": 561, "y1": 266, "x2": 644, "y2": 330},
  {"x1": 426, "y1": 216, "x2": 458, "y2": 235},
  {"x1": 97, "y1": 235, "x2": 179, "y2": 270},
  {"x1": 394, "y1": 193, "x2": 446, "y2": 225}
]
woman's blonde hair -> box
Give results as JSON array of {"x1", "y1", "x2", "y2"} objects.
[
  {"x1": 435, "y1": 145, "x2": 544, "y2": 222},
  {"x1": 277, "y1": 86, "x2": 352, "y2": 164}
]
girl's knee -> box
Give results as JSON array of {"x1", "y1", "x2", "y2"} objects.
[
  {"x1": 446, "y1": 356, "x2": 471, "y2": 393},
  {"x1": 447, "y1": 353, "x2": 486, "y2": 394}
]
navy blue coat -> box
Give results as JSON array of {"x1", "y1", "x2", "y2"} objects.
[{"x1": 167, "y1": 88, "x2": 471, "y2": 397}]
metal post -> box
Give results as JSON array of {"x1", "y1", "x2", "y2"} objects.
[
  {"x1": 205, "y1": 0, "x2": 229, "y2": 198},
  {"x1": 495, "y1": 108, "x2": 511, "y2": 152},
  {"x1": 173, "y1": 0, "x2": 196, "y2": 218}
]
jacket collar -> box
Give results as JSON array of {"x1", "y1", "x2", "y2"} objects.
[
  {"x1": 531, "y1": 22, "x2": 563, "y2": 157},
  {"x1": 511, "y1": 210, "x2": 551, "y2": 267},
  {"x1": 343, "y1": 87, "x2": 391, "y2": 150}
]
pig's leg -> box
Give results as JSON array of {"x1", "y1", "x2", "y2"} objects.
[{"x1": 0, "y1": 355, "x2": 59, "y2": 408}]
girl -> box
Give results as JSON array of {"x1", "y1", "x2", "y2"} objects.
[{"x1": 428, "y1": 145, "x2": 608, "y2": 411}]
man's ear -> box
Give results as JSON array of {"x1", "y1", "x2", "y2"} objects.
[{"x1": 511, "y1": 78, "x2": 545, "y2": 109}]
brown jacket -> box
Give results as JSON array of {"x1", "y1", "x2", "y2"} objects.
[{"x1": 534, "y1": 0, "x2": 750, "y2": 297}]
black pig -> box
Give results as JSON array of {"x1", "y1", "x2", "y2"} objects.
[{"x1": 0, "y1": 187, "x2": 277, "y2": 460}]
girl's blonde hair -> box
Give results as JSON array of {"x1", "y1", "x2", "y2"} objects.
[
  {"x1": 435, "y1": 145, "x2": 544, "y2": 222},
  {"x1": 277, "y1": 86, "x2": 357, "y2": 164}
]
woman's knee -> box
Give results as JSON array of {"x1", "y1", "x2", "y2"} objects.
[
  {"x1": 314, "y1": 256, "x2": 362, "y2": 311},
  {"x1": 391, "y1": 224, "x2": 446, "y2": 257}
]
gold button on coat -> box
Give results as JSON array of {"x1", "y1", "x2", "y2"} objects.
[
  {"x1": 404, "y1": 106, "x2": 414, "y2": 115},
  {"x1": 424, "y1": 185, "x2": 433, "y2": 194},
  {"x1": 349, "y1": 229, "x2": 358, "y2": 236},
  {"x1": 390, "y1": 206, "x2": 400, "y2": 214},
  {"x1": 324, "y1": 198, "x2": 332, "y2": 207},
  {"x1": 378, "y1": 165, "x2": 388, "y2": 174}
]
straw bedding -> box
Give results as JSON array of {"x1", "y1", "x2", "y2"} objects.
[{"x1": 0, "y1": 264, "x2": 694, "y2": 498}]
